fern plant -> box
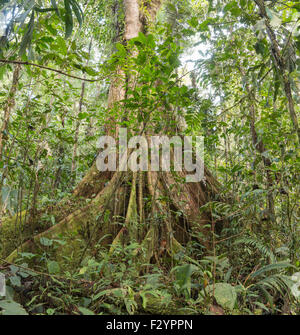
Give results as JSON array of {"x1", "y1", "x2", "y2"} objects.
[
  {"x1": 234, "y1": 237, "x2": 276, "y2": 263},
  {"x1": 237, "y1": 262, "x2": 295, "y2": 314}
]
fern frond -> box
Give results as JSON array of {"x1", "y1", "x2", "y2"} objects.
[
  {"x1": 250, "y1": 262, "x2": 295, "y2": 279},
  {"x1": 234, "y1": 237, "x2": 275, "y2": 262}
]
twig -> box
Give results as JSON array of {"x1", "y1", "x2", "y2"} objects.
[
  {"x1": 0, "y1": 59, "x2": 106, "y2": 83},
  {"x1": 215, "y1": 232, "x2": 244, "y2": 244}
]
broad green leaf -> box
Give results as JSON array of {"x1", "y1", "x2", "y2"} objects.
[
  {"x1": 0, "y1": 65, "x2": 7, "y2": 80},
  {"x1": 188, "y1": 17, "x2": 198, "y2": 28},
  {"x1": 205, "y1": 283, "x2": 237, "y2": 310},
  {"x1": 70, "y1": 0, "x2": 83, "y2": 27},
  {"x1": 56, "y1": 36, "x2": 67, "y2": 55},
  {"x1": 0, "y1": 300, "x2": 28, "y2": 315},
  {"x1": 40, "y1": 237, "x2": 53, "y2": 247},
  {"x1": 79, "y1": 266, "x2": 88, "y2": 275},
  {"x1": 269, "y1": 12, "x2": 282, "y2": 28},
  {"x1": 64, "y1": 0, "x2": 73, "y2": 39},
  {"x1": 172, "y1": 264, "x2": 196, "y2": 295},
  {"x1": 116, "y1": 43, "x2": 127, "y2": 57},
  {"x1": 9, "y1": 275, "x2": 21, "y2": 287},
  {"x1": 47, "y1": 261, "x2": 60, "y2": 274}
]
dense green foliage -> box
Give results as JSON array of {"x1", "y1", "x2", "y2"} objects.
[{"x1": 0, "y1": 0, "x2": 299, "y2": 315}]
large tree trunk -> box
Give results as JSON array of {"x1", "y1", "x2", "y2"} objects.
[{"x1": 1, "y1": 0, "x2": 221, "y2": 265}]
